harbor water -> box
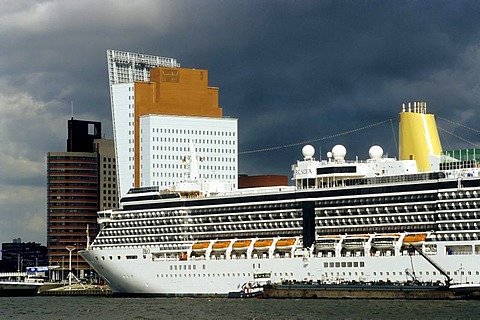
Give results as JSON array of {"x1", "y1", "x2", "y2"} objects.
[{"x1": 0, "y1": 296, "x2": 478, "y2": 319}]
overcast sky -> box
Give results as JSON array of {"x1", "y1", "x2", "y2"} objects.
[{"x1": 1, "y1": 0, "x2": 480, "y2": 246}]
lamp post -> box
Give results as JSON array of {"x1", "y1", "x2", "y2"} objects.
[{"x1": 66, "y1": 246, "x2": 75, "y2": 290}]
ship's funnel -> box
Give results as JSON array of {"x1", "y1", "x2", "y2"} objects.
[{"x1": 399, "y1": 101, "x2": 442, "y2": 171}]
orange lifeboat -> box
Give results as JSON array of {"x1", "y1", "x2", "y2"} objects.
[
  {"x1": 192, "y1": 241, "x2": 210, "y2": 252},
  {"x1": 179, "y1": 253, "x2": 188, "y2": 261},
  {"x1": 403, "y1": 233, "x2": 426, "y2": 244},
  {"x1": 232, "y1": 240, "x2": 252, "y2": 251},
  {"x1": 254, "y1": 239, "x2": 273, "y2": 251},
  {"x1": 212, "y1": 241, "x2": 231, "y2": 252},
  {"x1": 275, "y1": 238, "x2": 296, "y2": 251}
]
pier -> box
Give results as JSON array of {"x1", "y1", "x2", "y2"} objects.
[{"x1": 38, "y1": 283, "x2": 112, "y2": 296}]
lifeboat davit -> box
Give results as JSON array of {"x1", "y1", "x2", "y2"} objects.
[
  {"x1": 253, "y1": 239, "x2": 273, "y2": 251},
  {"x1": 232, "y1": 240, "x2": 252, "y2": 252},
  {"x1": 212, "y1": 241, "x2": 230, "y2": 252},
  {"x1": 275, "y1": 238, "x2": 296, "y2": 251},
  {"x1": 192, "y1": 241, "x2": 210, "y2": 252}
]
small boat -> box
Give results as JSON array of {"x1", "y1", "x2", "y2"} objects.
[
  {"x1": 403, "y1": 233, "x2": 427, "y2": 244},
  {"x1": 192, "y1": 241, "x2": 210, "y2": 252},
  {"x1": 212, "y1": 241, "x2": 231, "y2": 252},
  {"x1": 228, "y1": 272, "x2": 271, "y2": 298},
  {"x1": 0, "y1": 273, "x2": 43, "y2": 296},
  {"x1": 316, "y1": 235, "x2": 341, "y2": 251},
  {"x1": 343, "y1": 235, "x2": 370, "y2": 250},
  {"x1": 449, "y1": 283, "x2": 480, "y2": 297},
  {"x1": 232, "y1": 240, "x2": 252, "y2": 252},
  {"x1": 371, "y1": 234, "x2": 400, "y2": 249},
  {"x1": 253, "y1": 239, "x2": 273, "y2": 251},
  {"x1": 275, "y1": 238, "x2": 296, "y2": 251}
]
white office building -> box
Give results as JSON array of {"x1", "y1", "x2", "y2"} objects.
[{"x1": 140, "y1": 115, "x2": 238, "y2": 189}]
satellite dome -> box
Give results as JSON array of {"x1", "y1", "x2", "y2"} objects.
[
  {"x1": 331, "y1": 145, "x2": 347, "y2": 161},
  {"x1": 302, "y1": 145, "x2": 315, "y2": 159},
  {"x1": 369, "y1": 145, "x2": 383, "y2": 159}
]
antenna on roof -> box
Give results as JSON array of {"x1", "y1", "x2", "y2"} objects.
[{"x1": 71, "y1": 101, "x2": 74, "y2": 119}]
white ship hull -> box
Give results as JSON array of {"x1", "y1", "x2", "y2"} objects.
[{"x1": 81, "y1": 240, "x2": 480, "y2": 296}]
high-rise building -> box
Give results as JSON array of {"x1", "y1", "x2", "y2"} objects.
[
  {"x1": 108, "y1": 50, "x2": 238, "y2": 198},
  {"x1": 47, "y1": 119, "x2": 117, "y2": 280},
  {"x1": 107, "y1": 50, "x2": 181, "y2": 197},
  {"x1": 47, "y1": 151, "x2": 99, "y2": 279}
]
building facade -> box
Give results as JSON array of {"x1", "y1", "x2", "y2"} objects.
[
  {"x1": 47, "y1": 151, "x2": 99, "y2": 278},
  {"x1": 107, "y1": 50, "x2": 181, "y2": 197},
  {"x1": 140, "y1": 114, "x2": 237, "y2": 189},
  {"x1": 109, "y1": 51, "x2": 238, "y2": 197},
  {"x1": 94, "y1": 139, "x2": 118, "y2": 211},
  {"x1": 1, "y1": 238, "x2": 48, "y2": 272}
]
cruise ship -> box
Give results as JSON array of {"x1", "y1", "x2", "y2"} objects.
[{"x1": 80, "y1": 102, "x2": 480, "y2": 296}]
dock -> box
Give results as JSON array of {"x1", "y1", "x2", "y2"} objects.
[{"x1": 38, "y1": 283, "x2": 112, "y2": 296}]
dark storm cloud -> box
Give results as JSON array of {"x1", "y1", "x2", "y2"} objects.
[{"x1": 1, "y1": 0, "x2": 480, "y2": 244}]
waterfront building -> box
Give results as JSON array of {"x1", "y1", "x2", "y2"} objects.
[
  {"x1": 47, "y1": 151, "x2": 99, "y2": 278},
  {"x1": 0, "y1": 238, "x2": 48, "y2": 272},
  {"x1": 47, "y1": 119, "x2": 117, "y2": 280},
  {"x1": 108, "y1": 50, "x2": 237, "y2": 197}
]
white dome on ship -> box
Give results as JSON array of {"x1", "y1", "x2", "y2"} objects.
[
  {"x1": 369, "y1": 145, "x2": 383, "y2": 159},
  {"x1": 331, "y1": 145, "x2": 347, "y2": 161},
  {"x1": 302, "y1": 145, "x2": 315, "y2": 159}
]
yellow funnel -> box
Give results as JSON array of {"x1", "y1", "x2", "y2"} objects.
[{"x1": 399, "y1": 102, "x2": 442, "y2": 171}]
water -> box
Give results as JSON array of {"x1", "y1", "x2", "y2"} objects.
[{"x1": 0, "y1": 296, "x2": 478, "y2": 319}]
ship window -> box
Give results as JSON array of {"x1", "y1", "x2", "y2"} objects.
[
  {"x1": 335, "y1": 262, "x2": 340, "y2": 268},
  {"x1": 353, "y1": 262, "x2": 358, "y2": 267},
  {"x1": 373, "y1": 272, "x2": 377, "y2": 276},
  {"x1": 117, "y1": 256, "x2": 121, "y2": 260},
  {"x1": 341, "y1": 262, "x2": 346, "y2": 268},
  {"x1": 347, "y1": 262, "x2": 352, "y2": 267},
  {"x1": 324, "y1": 262, "x2": 328, "y2": 268},
  {"x1": 109, "y1": 256, "x2": 112, "y2": 260},
  {"x1": 203, "y1": 265, "x2": 206, "y2": 270},
  {"x1": 360, "y1": 262, "x2": 365, "y2": 267},
  {"x1": 170, "y1": 266, "x2": 172, "y2": 270},
  {"x1": 126, "y1": 255, "x2": 137, "y2": 260}
]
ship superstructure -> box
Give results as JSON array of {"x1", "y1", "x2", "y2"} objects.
[{"x1": 80, "y1": 103, "x2": 480, "y2": 296}]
